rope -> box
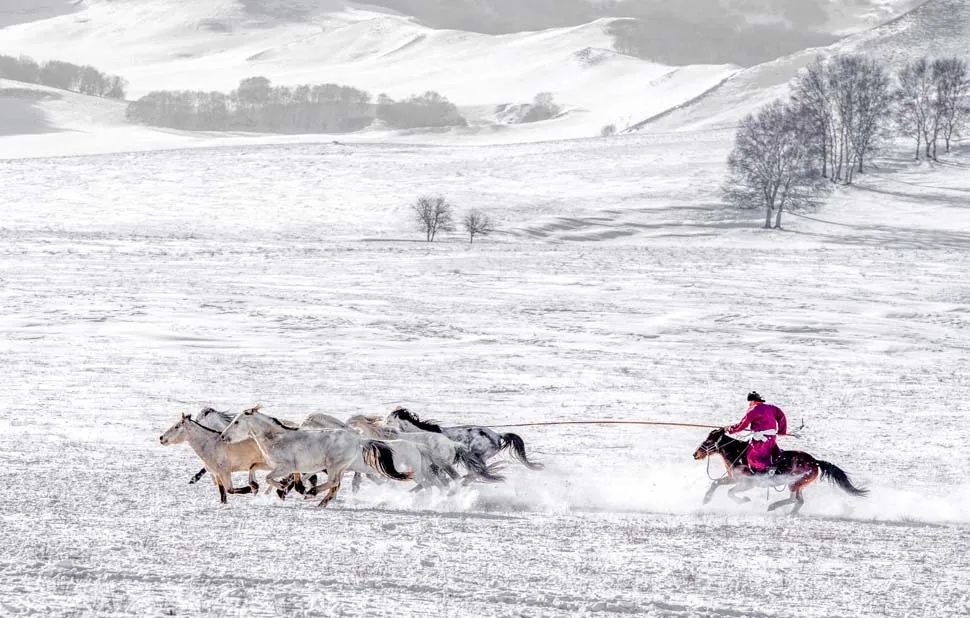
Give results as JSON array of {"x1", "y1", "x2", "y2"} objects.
[{"x1": 483, "y1": 420, "x2": 719, "y2": 429}]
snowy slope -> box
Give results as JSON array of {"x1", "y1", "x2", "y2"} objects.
[
  {"x1": 637, "y1": 0, "x2": 968, "y2": 133},
  {"x1": 0, "y1": 0, "x2": 737, "y2": 144}
]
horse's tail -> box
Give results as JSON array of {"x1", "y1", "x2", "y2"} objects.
[
  {"x1": 454, "y1": 446, "x2": 505, "y2": 482},
  {"x1": 816, "y1": 459, "x2": 868, "y2": 496},
  {"x1": 362, "y1": 440, "x2": 412, "y2": 482},
  {"x1": 500, "y1": 433, "x2": 544, "y2": 470}
]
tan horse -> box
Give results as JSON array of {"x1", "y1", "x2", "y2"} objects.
[{"x1": 160, "y1": 413, "x2": 269, "y2": 504}]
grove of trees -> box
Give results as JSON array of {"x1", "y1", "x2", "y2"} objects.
[
  {"x1": 126, "y1": 78, "x2": 466, "y2": 133},
  {"x1": 725, "y1": 53, "x2": 970, "y2": 229},
  {"x1": 0, "y1": 54, "x2": 127, "y2": 99},
  {"x1": 377, "y1": 91, "x2": 466, "y2": 129}
]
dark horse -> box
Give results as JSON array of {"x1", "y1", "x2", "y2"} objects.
[
  {"x1": 386, "y1": 407, "x2": 544, "y2": 471},
  {"x1": 693, "y1": 428, "x2": 867, "y2": 515}
]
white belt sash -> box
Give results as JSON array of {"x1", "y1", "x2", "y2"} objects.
[{"x1": 749, "y1": 429, "x2": 777, "y2": 442}]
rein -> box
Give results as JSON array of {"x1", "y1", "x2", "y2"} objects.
[
  {"x1": 705, "y1": 436, "x2": 748, "y2": 481},
  {"x1": 187, "y1": 417, "x2": 221, "y2": 434}
]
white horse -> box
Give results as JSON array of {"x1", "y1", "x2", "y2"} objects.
[
  {"x1": 348, "y1": 415, "x2": 504, "y2": 483},
  {"x1": 385, "y1": 407, "x2": 543, "y2": 471},
  {"x1": 221, "y1": 405, "x2": 412, "y2": 507},
  {"x1": 194, "y1": 408, "x2": 344, "y2": 494},
  {"x1": 301, "y1": 413, "x2": 453, "y2": 492},
  {"x1": 159, "y1": 412, "x2": 269, "y2": 504},
  {"x1": 186, "y1": 407, "x2": 239, "y2": 485}
]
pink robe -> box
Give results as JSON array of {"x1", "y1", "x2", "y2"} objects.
[{"x1": 728, "y1": 403, "x2": 788, "y2": 471}]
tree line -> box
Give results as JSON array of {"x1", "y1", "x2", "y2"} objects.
[
  {"x1": 724, "y1": 54, "x2": 970, "y2": 228},
  {"x1": 0, "y1": 54, "x2": 127, "y2": 99},
  {"x1": 125, "y1": 77, "x2": 466, "y2": 133}
]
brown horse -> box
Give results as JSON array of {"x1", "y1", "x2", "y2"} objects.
[
  {"x1": 160, "y1": 413, "x2": 269, "y2": 504},
  {"x1": 693, "y1": 428, "x2": 867, "y2": 515}
]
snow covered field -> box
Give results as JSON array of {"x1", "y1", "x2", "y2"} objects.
[{"x1": 2, "y1": 128, "x2": 970, "y2": 616}]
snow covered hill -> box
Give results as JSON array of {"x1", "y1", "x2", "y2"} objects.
[
  {"x1": 636, "y1": 0, "x2": 969, "y2": 133},
  {"x1": 0, "y1": 0, "x2": 736, "y2": 147}
]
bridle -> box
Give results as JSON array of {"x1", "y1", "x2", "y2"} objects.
[{"x1": 700, "y1": 430, "x2": 749, "y2": 481}]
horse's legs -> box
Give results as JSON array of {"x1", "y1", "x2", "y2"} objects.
[
  {"x1": 210, "y1": 472, "x2": 230, "y2": 504},
  {"x1": 727, "y1": 481, "x2": 752, "y2": 504},
  {"x1": 351, "y1": 472, "x2": 362, "y2": 494},
  {"x1": 316, "y1": 470, "x2": 345, "y2": 507},
  {"x1": 261, "y1": 466, "x2": 292, "y2": 500},
  {"x1": 247, "y1": 464, "x2": 261, "y2": 493},
  {"x1": 703, "y1": 477, "x2": 735, "y2": 504},
  {"x1": 767, "y1": 495, "x2": 796, "y2": 512},
  {"x1": 768, "y1": 465, "x2": 820, "y2": 514},
  {"x1": 189, "y1": 467, "x2": 207, "y2": 485},
  {"x1": 211, "y1": 470, "x2": 253, "y2": 497}
]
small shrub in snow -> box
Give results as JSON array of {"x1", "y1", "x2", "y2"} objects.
[
  {"x1": 600, "y1": 124, "x2": 617, "y2": 137},
  {"x1": 519, "y1": 92, "x2": 561, "y2": 123}
]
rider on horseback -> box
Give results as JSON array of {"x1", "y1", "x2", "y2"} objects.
[{"x1": 727, "y1": 392, "x2": 788, "y2": 473}]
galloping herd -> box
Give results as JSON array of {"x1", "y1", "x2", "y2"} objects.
[{"x1": 159, "y1": 405, "x2": 543, "y2": 506}]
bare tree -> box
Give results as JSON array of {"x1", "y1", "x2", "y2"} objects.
[
  {"x1": 411, "y1": 196, "x2": 455, "y2": 242},
  {"x1": 791, "y1": 57, "x2": 832, "y2": 178},
  {"x1": 723, "y1": 100, "x2": 828, "y2": 229},
  {"x1": 462, "y1": 210, "x2": 494, "y2": 243},
  {"x1": 845, "y1": 56, "x2": 892, "y2": 177},
  {"x1": 932, "y1": 57, "x2": 970, "y2": 154},
  {"x1": 895, "y1": 58, "x2": 939, "y2": 161}
]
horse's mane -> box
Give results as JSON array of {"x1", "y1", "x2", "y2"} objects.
[
  {"x1": 187, "y1": 416, "x2": 220, "y2": 434},
  {"x1": 267, "y1": 415, "x2": 300, "y2": 431},
  {"x1": 303, "y1": 413, "x2": 348, "y2": 429},
  {"x1": 390, "y1": 408, "x2": 443, "y2": 433},
  {"x1": 348, "y1": 414, "x2": 398, "y2": 439},
  {"x1": 197, "y1": 407, "x2": 235, "y2": 425}
]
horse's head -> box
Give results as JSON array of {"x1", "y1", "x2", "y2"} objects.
[
  {"x1": 385, "y1": 407, "x2": 410, "y2": 431},
  {"x1": 219, "y1": 404, "x2": 263, "y2": 442},
  {"x1": 693, "y1": 428, "x2": 728, "y2": 460},
  {"x1": 160, "y1": 412, "x2": 191, "y2": 445}
]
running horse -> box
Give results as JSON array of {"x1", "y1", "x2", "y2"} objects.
[{"x1": 693, "y1": 428, "x2": 867, "y2": 515}]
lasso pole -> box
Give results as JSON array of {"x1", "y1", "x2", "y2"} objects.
[{"x1": 483, "y1": 420, "x2": 719, "y2": 429}]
